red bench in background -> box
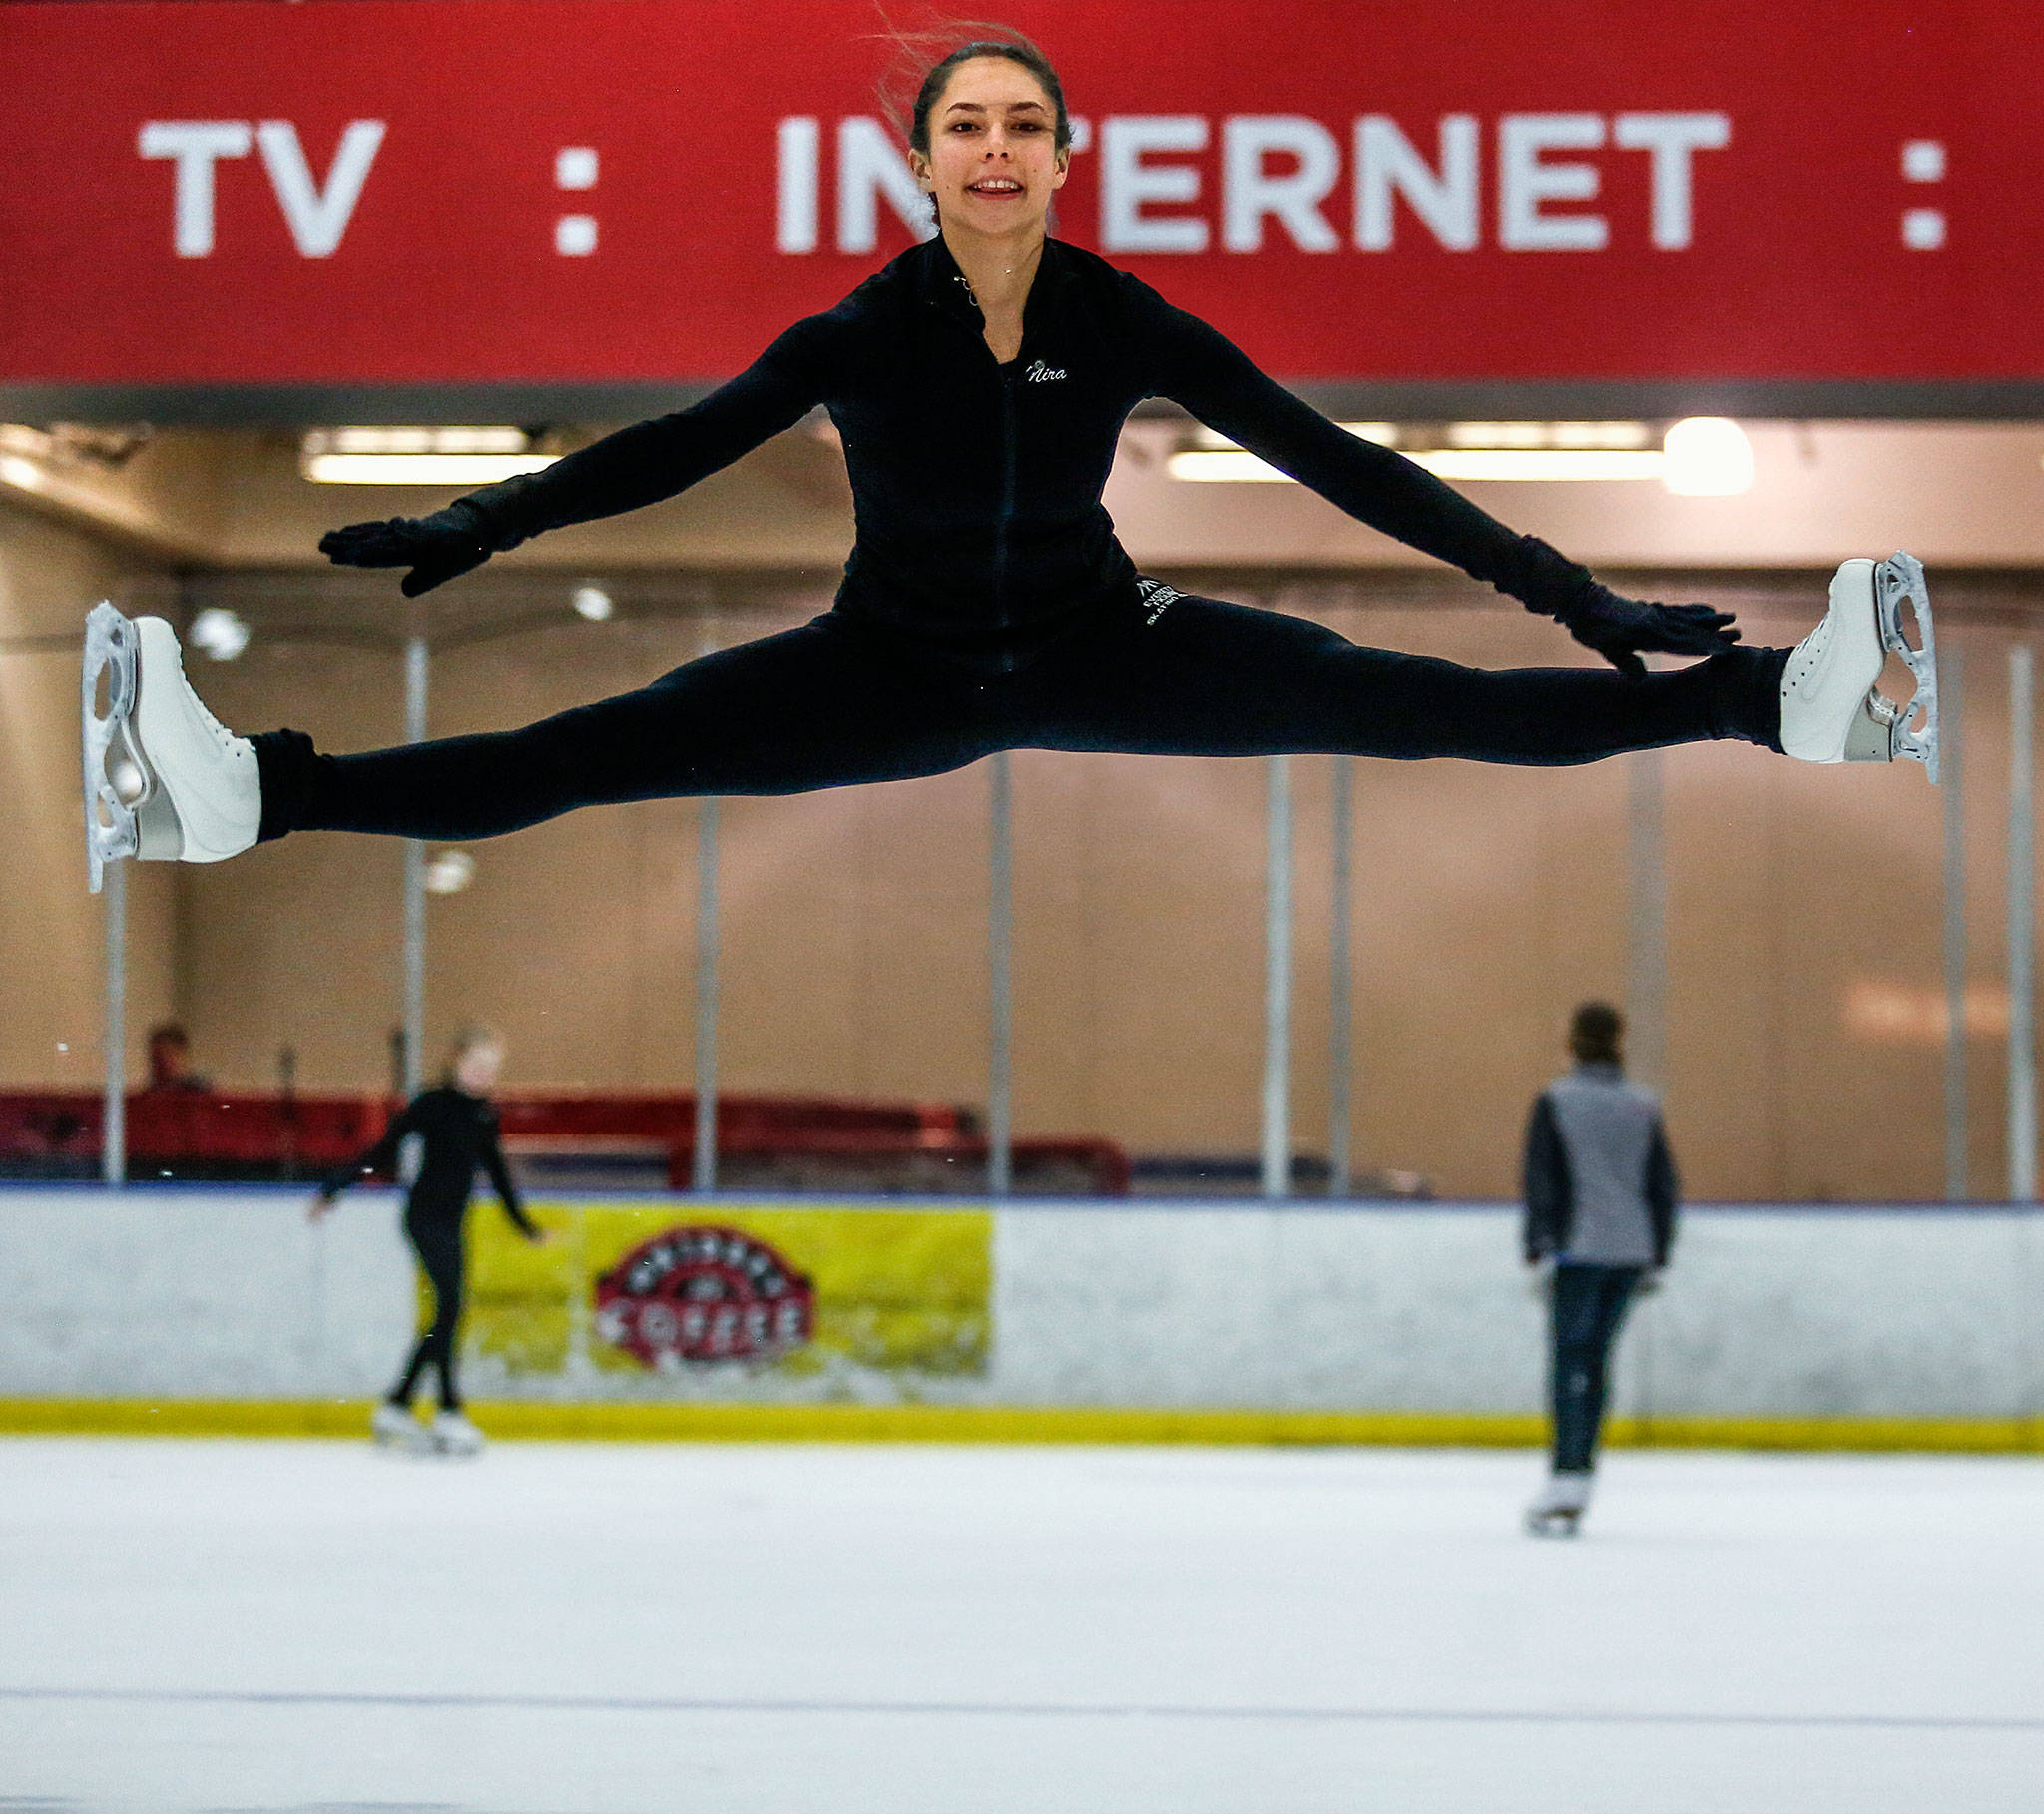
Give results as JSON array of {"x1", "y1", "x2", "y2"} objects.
[{"x1": 0, "y1": 1090, "x2": 1129, "y2": 1196}]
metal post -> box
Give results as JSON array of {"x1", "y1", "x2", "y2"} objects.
[
  {"x1": 693, "y1": 794, "x2": 721, "y2": 1193},
  {"x1": 2010, "y1": 646, "x2": 2036, "y2": 1201},
  {"x1": 401, "y1": 635, "x2": 428, "y2": 1098},
  {"x1": 1944, "y1": 647, "x2": 1968, "y2": 1201},
  {"x1": 1327, "y1": 755, "x2": 1354, "y2": 1195},
  {"x1": 988, "y1": 751, "x2": 1014, "y2": 1197},
  {"x1": 1262, "y1": 755, "x2": 1293, "y2": 1199},
  {"x1": 101, "y1": 858, "x2": 126, "y2": 1185},
  {"x1": 1627, "y1": 749, "x2": 1668, "y2": 1094}
]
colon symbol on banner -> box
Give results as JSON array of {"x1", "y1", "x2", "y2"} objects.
[{"x1": 594, "y1": 1225, "x2": 815, "y2": 1367}]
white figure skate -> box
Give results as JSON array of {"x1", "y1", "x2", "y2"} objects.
[
  {"x1": 1524, "y1": 1470, "x2": 1592, "y2": 1538},
  {"x1": 429, "y1": 1410, "x2": 487, "y2": 1457},
  {"x1": 370, "y1": 1402, "x2": 431, "y2": 1452},
  {"x1": 81, "y1": 602, "x2": 259, "y2": 892},
  {"x1": 1779, "y1": 554, "x2": 1939, "y2": 781}
]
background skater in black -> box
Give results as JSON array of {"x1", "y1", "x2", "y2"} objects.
[
  {"x1": 311, "y1": 1026, "x2": 544, "y2": 1455},
  {"x1": 1520, "y1": 1003, "x2": 1679, "y2": 1537},
  {"x1": 88, "y1": 35, "x2": 1933, "y2": 878}
]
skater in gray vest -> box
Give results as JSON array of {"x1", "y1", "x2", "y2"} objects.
[{"x1": 1520, "y1": 1001, "x2": 1677, "y2": 1536}]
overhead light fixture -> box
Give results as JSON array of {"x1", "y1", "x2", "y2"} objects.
[
  {"x1": 188, "y1": 607, "x2": 251, "y2": 661},
  {"x1": 424, "y1": 849, "x2": 477, "y2": 895},
  {"x1": 1441, "y1": 420, "x2": 1656, "y2": 451},
  {"x1": 1169, "y1": 418, "x2": 1753, "y2": 491},
  {"x1": 1661, "y1": 417, "x2": 1755, "y2": 495},
  {"x1": 1418, "y1": 448, "x2": 1667, "y2": 481},
  {"x1": 572, "y1": 585, "x2": 615, "y2": 622},
  {"x1": 1167, "y1": 448, "x2": 1296, "y2": 482},
  {"x1": 1171, "y1": 421, "x2": 1397, "y2": 481},
  {"x1": 300, "y1": 427, "x2": 558, "y2": 485}
]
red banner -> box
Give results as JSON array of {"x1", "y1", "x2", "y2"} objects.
[{"x1": 2, "y1": 0, "x2": 2040, "y2": 389}]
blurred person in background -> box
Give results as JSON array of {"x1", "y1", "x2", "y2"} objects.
[
  {"x1": 144, "y1": 1023, "x2": 210, "y2": 1093},
  {"x1": 100, "y1": 35, "x2": 1930, "y2": 888},
  {"x1": 1521, "y1": 1001, "x2": 1678, "y2": 1537},
  {"x1": 310, "y1": 1025, "x2": 544, "y2": 1456}
]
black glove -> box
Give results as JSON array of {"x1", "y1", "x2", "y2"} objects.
[
  {"x1": 1503, "y1": 535, "x2": 1739, "y2": 680},
  {"x1": 317, "y1": 498, "x2": 495, "y2": 598}
]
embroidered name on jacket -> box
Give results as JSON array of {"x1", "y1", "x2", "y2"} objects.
[{"x1": 1025, "y1": 360, "x2": 1066, "y2": 383}]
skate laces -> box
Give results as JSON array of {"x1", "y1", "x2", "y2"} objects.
[{"x1": 178, "y1": 653, "x2": 247, "y2": 754}]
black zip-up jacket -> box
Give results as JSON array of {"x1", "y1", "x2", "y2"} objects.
[
  {"x1": 462, "y1": 236, "x2": 1569, "y2": 673},
  {"x1": 319, "y1": 1085, "x2": 534, "y2": 1240}
]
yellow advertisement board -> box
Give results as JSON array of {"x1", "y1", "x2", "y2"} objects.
[{"x1": 453, "y1": 1201, "x2": 992, "y2": 1390}]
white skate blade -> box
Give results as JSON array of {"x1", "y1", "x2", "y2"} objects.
[
  {"x1": 81, "y1": 602, "x2": 144, "y2": 893},
  {"x1": 1873, "y1": 552, "x2": 1939, "y2": 784}
]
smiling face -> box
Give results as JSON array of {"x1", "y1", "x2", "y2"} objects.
[{"x1": 910, "y1": 55, "x2": 1068, "y2": 241}]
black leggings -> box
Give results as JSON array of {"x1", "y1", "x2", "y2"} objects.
[
  {"x1": 1550, "y1": 1262, "x2": 1642, "y2": 1473},
  {"x1": 390, "y1": 1220, "x2": 464, "y2": 1412},
  {"x1": 257, "y1": 595, "x2": 1785, "y2": 842}
]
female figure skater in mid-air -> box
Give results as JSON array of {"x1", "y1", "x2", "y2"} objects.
[
  {"x1": 80, "y1": 34, "x2": 1937, "y2": 892},
  {"x1": 311, "y1": 1025, "x2": 545, "y2": 1455}
]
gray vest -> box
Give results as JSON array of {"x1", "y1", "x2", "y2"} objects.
[{"x1": 1546, "y1": 1064, "x2": 1661, "y2": 1266}]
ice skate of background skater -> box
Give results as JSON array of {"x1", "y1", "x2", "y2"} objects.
[
  {"x1": 310, "y1": 1026, "x2": 546, "y2": 1457},
  {"x1": 81, "y1": 39, "x2": 1939, "y2": 895}
]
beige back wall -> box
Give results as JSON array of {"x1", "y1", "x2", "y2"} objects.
[{"x1": 149, "y1": 571, "x2": 2028, "y2": 1203}]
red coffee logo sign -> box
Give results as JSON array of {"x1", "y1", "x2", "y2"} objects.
[{"x1": 594, "y1": 1224, "x2": 815, "y2": 1366}]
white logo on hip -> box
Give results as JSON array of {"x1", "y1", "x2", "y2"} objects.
[{"x1": 1025, "y1": 359, "x2": 1067, "y2": 383}]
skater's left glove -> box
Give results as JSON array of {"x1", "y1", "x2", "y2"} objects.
[{"x1": 1504, "y1": 535, "x2": 1740, "y2": 680}]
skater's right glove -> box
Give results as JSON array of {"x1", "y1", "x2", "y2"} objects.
[
  {"x1": 318, "y1": 499, "x2": 497, "y2": 598},
  {"x1": 1503, "y1": 535, "x2": 1740, "y2": 680}
]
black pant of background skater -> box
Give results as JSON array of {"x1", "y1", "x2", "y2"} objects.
[{"x1": 311, "y1": 1029, "x2": 543, "y2": 1455}]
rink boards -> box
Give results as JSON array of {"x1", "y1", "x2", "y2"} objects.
[{"x1": 0, "y1": 1187, "x2": 2040, "y2": 1448}]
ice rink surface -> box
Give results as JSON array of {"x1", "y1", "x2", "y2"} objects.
[{"x1": 2, "y1": 1439, "x2": 2040, "y2": 1813}]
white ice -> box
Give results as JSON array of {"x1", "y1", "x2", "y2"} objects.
[{"x1": 2, "y1": 1439, "x2": 2040, "y2": 1813}]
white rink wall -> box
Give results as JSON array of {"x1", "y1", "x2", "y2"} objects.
[{"x1": 1, "y1": 1187, "x2": 2041, "y2": 1419}]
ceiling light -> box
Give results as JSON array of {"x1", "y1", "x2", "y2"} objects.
[
  {"x1": 188, "y1": 607, "x2": 251, "y2": 661},
  {"x1": 1661, "y1": 417, "x2": 1754, "y2": 495},
  {"x1": 300, "y1": 427, "x2": 558, "y2": 485},
  {"x1": 1417, "y1": 448, "x2": 1667, "y2": 481},
  {"x1": 424, "y1": 849, "x2": 477, "y2": 895},
  {"x1": 1445, "y1": 420, "x2": 1654, "y2": 451},
  {"x1": 1549, "y1": 421, "x2": 1654, "y2": 449},
  {"x1": 572, "y1": 585, "x2": 615, "y2": 622},
  {"x1": 1447, "y1": 420, "x2": 1550, "y2": 449},
  {"x1": 1170, "y1": 444, "x2": 1667, "y2": 483},
  {"x1": 1173, "y1": 419, "x2": 1680, "y2": 483},
  {"x1": 1190, "y1": 422, "x2": 1395, "y2": 450},
  {"x1": 1168, "y1": 449, "x2": 1296, "y2": 482}
]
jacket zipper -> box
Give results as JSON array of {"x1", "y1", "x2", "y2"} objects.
[{"x1": 991, "y1": 356, "x2": 1019, "y2": 669}]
